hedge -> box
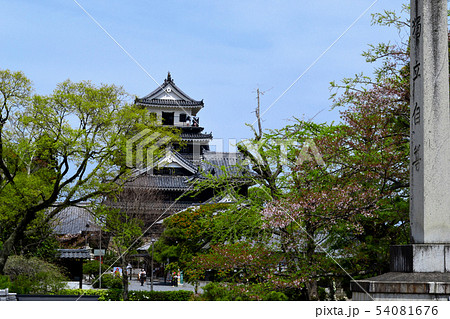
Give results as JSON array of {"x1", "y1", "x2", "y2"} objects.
[
  {"x1": 57, "y1": 289, "x2": 194, "y2": 301},
  {"x1": 128, "y1": 290, "x2": 193, "y2": 301}
]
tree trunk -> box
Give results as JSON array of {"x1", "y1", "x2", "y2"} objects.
[
  {"x1": 0, "y1": 234, "x2": 16, "y2": 275},
  {"x1": 0, "y1": 208, "x2": 38, "y2": 274},
  {"x1": 121, "y1": 258, "x2": 129, "y2": 300},
  {"x1": 306, "y1": 277, "x2": 319, "y2": 301},
  {"x1": 305, "y1": 223, "x2": 319, "y2": 301}
]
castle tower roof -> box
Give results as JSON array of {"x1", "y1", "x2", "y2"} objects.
[{"x1": 135, "y1": 72, "x2": 204, "y2": 115}]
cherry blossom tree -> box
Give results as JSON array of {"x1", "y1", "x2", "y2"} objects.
[{"x1": 260, "y1": 7, "x2": 411, "y2": 299}]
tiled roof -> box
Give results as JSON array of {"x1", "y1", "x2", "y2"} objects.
[
  {"x1": 173, "y1": 150, "x2": 198, "y2": 171},
  {"x1": 136, "y1": 99, "x2": 204, "y2": 107},
  {"x1": 125, "y1": 175, "x2": 192, "y2": 191},
  {"x1": 180, "y1": 132, "x2": 213, "y2": 140},
  {"x1": 109, "y1": 201, "x2": 194, "y2": 211},
  {"x1": 52, "y1": 205, "x2": 101, "y2": 235},
  {"x1": 135, "y1": 73, "x2": 204, "y2": 109},
  {"x1": 127, "y1": 152, "x2": 250, "y2": 191},
  {"x1": 57, "y1": 249, "x2": 91, "y2": 259},
  {"x1": 200, "y1": 152, "x2": 249, "y2": 178},
  {"x1": 154, "y1": 149, "x2": 198, "y2": 174}
]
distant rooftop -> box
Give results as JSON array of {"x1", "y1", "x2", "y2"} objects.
[
  {"x1": 57, "y1": 249, "x2": 91, "y2": 259},
  {"x1": 52, "y1": 205, "x2": 101, "y2": 235}
]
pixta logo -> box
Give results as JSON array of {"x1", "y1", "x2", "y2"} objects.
[
  {"x1": 240, "y1": 138, "x2": 324, "y2": 167},
  {"x1": 126, "y1": 129, "x2": 172, "y2": 172},
  {"x1": 296, "y1": 139, "x2": 325, "y2": 167}
]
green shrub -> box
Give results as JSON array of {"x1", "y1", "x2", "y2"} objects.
[
  {"x1": 4, "y1": 255, "x2": 67, "y2": 294},
  {"x1": 65, "y1": 288, "x2": 122, "y2": 301},
  {"x1": 100, "y1": 288, "x2": 123, "y2": 301},
  {"x1": 201, "y1": 282, "x2": 234, "y2": 301},
  {"x1": 262, "y1": 291, "x2": 289, "y2": 301},
  {"x1": 83, "y1": 260, "x2": 109, "y2": 280},
  {"x1": 56, "y1": 289, "x2": 193, "y2": 301},
  {"x1": 57, "y1": 288, "x2": 108, "y2": 300},
  {"x1": 58, "y1": 288, "x2": 103, "y2": 296},
  {"x1": 128, "y1": 290, "x2": 193, "y2": 301},
  {"x1": 9, "y1": 275, "x2": 34, "y2": 294},
  {"x1": 201, "y1": 282, "x2": 288, "y2": 301},
  {"x1": 92, "y1": 273, "x2": 123, "y2": 289},
  {"x1": 0, "y1": 275, "x2": 11, "y2": 289}
]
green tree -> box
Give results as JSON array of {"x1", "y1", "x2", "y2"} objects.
[
  {"x1": 0, "y1": 69, "x2": 177, "y2": 274},
  {"x1": 94, "y1": 204, "x2": 144, "y2": 301},
  {"x1": 182, "y1": 6, "x2": 412, "y2": 300},
  {"x1": 260, "y1": 8, "x2": 411, "y2": 299},
  {"x1": 83, "y1": 259, "x2": 109, "y2": 281},
  {"x1": 155, "y1": 190, "x2": 271, "y2": 285},
  {"x1": 156, "y1": 203, "x2": 229, "y2": 274},
  {"x1": 4, "y1": 255, "x2": 67, "y2": 294}
]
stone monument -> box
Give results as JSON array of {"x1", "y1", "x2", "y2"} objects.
[{"x1": 352, "y1": 0, "x2": 450, "y2": 300}]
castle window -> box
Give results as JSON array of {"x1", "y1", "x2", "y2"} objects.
[{"x1": 162, "y1": 112, "x2": 174, "y2": 125}]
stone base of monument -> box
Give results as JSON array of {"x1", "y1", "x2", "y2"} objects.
[
  {"x1": 390, "y1": 245, "x2": 450, "y2": 272},
  {"x1": 351, "y1": 245, "x2": 450, "y2": 300}
]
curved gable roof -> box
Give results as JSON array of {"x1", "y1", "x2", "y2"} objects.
[
  {"x1": 132, "y1": 148, "x2": 198, "y2": 177},
  {"x1": 136, "y1": 73, "x2": 204, "y2": 111},
  {"x1": 154, "y1": 149, "x2": 198, "y2": 174}
]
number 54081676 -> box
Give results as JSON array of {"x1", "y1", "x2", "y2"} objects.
[{"x1": 375, "y1": 306, "x2": 438, "y2": 316}]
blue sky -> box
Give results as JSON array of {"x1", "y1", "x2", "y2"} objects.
[{"x1": 1, "y1": 0, "x2": 408, "y2": 148}]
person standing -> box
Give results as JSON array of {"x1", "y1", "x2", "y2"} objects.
[
  {"x1": 171, "y1": 271, "x2": 178, "y2": 287},
  {"x1": 138, "y1": 269, "x2": 147, "y2": 286},
  {"x1": 126, "y1": 263, "x2": 133, "y2": 281}
]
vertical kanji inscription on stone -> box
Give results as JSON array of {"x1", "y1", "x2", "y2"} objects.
[{"x1": 410, "y1": 0, "x2": 450, "y2": 243}]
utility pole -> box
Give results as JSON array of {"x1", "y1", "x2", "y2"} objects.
[
  {"x1": 151, "y1": 237, "x2": 155, "y2": 291},
  {"x1": 254, "y1": 87, "x2": 272, "y2": 140},
  {"x1": 256, "y1": 88, "x2": 263, "y2": 140}
]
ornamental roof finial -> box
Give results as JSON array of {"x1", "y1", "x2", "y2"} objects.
[{"x1": 167, "y1": 71, "x2": 172, "y2": 82}]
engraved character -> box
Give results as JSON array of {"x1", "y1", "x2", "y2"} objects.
[
  {"x1": 412, "y1": 16, "x2": 421, "y2": 40},
  {"x1": 412, "y1": 102, "x2": 420, "y2": 125},
  {"x1": 412, "y1": 144, "x2": 421, "y2": 171},
  {"x1": 413, "y1": 61, "x2": 421, "y2": 81}
]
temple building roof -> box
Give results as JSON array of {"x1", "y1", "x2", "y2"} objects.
[
  {"x1": 52, "y1": 205, "x2": 101, "y2": 235},
  {"x1": 57, "y1": 249, "x2": 91, "y2": 259}
]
